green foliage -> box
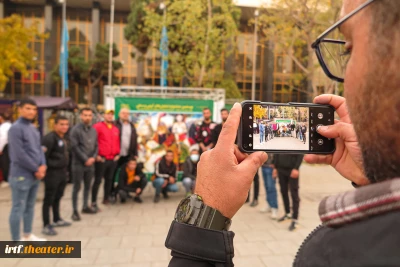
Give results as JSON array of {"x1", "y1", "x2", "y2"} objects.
[
  {"x1": 258, "y1": 0, "x2": 342, "y2": 97},
  {"x1": 52, "y1": 43, "x2": 122, "y2": 103},
  {"x1": 124, "y1": 0, "x2": 154, "y2": 55},
  {"x1": 0, "y1": 14, "x2": 48, "y2": 91},
  {"x1": 143, "y1": 0, "x2": 240, "y2": 87},
  {"x1": 214, "y1": 74, "x2": 242, "y2": 99}
]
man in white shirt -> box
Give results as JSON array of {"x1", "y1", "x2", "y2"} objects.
[{"x1": 0, "y1": 113, "x2": 12, "y2": 187}]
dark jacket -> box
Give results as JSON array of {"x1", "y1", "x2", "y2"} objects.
[
  {"x1": 183, "y1": 157, "x2": 197, "y2": 180},
  {"x1": 8, "y1": 118, "x2": 46, "y2": 177},
  {"x1": 115, "y1": 119, "x2": 138, "y2": 157},
  {"x1": 70, "y1": 123, "x2": 98, "y2": 165},
  {"x1": 42, "y1": 131, "x2": 69, "y2": 170},
  {"x1": 118, "y1": 162, "x2": 146, "y2": 191},
  {"x1": 155, "y1": 156, "x2": 176, "y2": 179},
  {"x1": 272, "y1": 154, "x2": 303, "y2": 171},
  {"x1": 165, "y1": 179, "x2": 400, "y2": 267}
]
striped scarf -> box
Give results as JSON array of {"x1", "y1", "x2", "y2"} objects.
[{"x1": 319, "y1": 178, "x2": 400, "y2": 227}]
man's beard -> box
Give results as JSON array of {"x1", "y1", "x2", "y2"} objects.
[{"x1": 347, "y1": 49, "x2": 400, "y2": 183}]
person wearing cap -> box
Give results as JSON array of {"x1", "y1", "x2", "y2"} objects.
[
  {"x1": 182, "y1": 146, "x2": 200, "y2": 196},
  {"x1": 92, "y1": 109, "x2": 120, "y2": 211}
]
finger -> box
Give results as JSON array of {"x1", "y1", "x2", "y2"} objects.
[
  {"x1": 234, "y1": 146, "x2": 248, "y2": 164},
  {"x1": 317, "y1": 122, "x2": 357, "y2": 141},
  {"x1": 216, "y1": 103, "x2": 241, "y2": 149},
  {"x1": 237, "y1": 152, "x2": 267, "y2": 175},
  {"x1": 304, "y1": 154, "x2": 332, "y2": 165},
  {"x1": 313, "y1": 94, "x2": 351, "y2": 123}
]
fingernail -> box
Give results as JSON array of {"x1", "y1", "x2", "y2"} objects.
[
  {"x1": 317, "y1": 125, "x2": 328, "y2": 132},
  {"x1": 233, "y1": 102, "x2": 240, "y2": 107}
]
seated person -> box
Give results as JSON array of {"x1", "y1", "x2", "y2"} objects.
[
  {"x1": 117, "y1": 157, "x2": 147, "y2": 203},
  {"x1": 182, "y1": 148, "x2": 200, "y2": 196},
  {"x1": 153, "y1": 150, "x2": 178, "y2": 203}
]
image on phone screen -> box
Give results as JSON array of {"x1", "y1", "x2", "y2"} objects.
[
  {"x1": 253, "y1": 105, "x2": 309, "y2": 151},
  {"x1": 240, "y1": 102, "x2": 335, "y2": 154}
]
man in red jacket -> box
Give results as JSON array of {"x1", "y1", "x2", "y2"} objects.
[{"x1": 92, "y1": 110, "x2": 120, "y2": 211}]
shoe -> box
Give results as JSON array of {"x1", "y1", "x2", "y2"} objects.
[
  {"x1": 102, "y1": 199, "x2": 110, "y2": 205},
  {"x1": 277, "y1": 214, "x2": 292, "y2": 222},
  {"x1": 0, "y1": 181, "x2": 9, "y2": 188},
  {"x1": 162, "y1": 191, "x2": 169, "y2": 199},
  {"x1": 71, "y1": 212, "x2": 81, "y2": 221},
  {"x1": 42, "y1": 225, "x2": 57, "y2": 236},
  {"x1": 52, "y1": 219, "x2": 72, "y2": 227},
  {"x1": 22, "y1": 233, "x2": 47, "y2": 241},
  {"x1": 271, "y1": 208, "x2": 278, "y2": 220},
  {"x1": 154, "y1": 194, "x2": 161, "y2": 203},
  {"x1": 134, "y1": 196, "x2": 143, "y2": 203},
  {"x1": 289, "y1": 221, "x2": 298, "y2": 231},
  {"x1": 250, "y1": 200, "x2": 259, "y2": 207},
  {"x1": 92, "y1": 203, "x2": 101, "y2": 213},
  {"x1": 259, "y1": 206, "x2": 271, "y2": 213},
  {"x1": 82, "y1": 207, "x2": 97, "y2": 214}
]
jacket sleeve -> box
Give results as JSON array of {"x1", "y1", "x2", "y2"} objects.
[
  {"x1": 293, "y1": 155, "x2": 304, "y2": 170},
  {"x1": 70, "y1": 127, "x2": 89, "y2": 164},
  {"x1": 155, "y1": 161, "x2": 169, "y2": 179},
  {"x1": 0, "y1": 123, "x2": 10, "y2": 152},
  {"x1": 42, "y1": 134, "x2": 55, "y2": 167},
  {"x1": 8, "y1": 127, "x2": 39, "y2": 173},
  {"x1": 183, "y1": 160, "x2": 195, "y2": 180},
  {"x1": 130, "y1": 124, "x2": 138, "y2": 157},
  {"x1": 166, "y1": 221, "x2": 235, "y2": 267}
]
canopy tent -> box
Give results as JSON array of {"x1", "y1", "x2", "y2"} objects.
[{"x1": 27, "y1": 96, "x2": 77, "y2": 110}]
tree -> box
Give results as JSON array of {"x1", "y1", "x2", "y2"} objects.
[
  {"x1": 0, "y1": 14, "x2": 47, "y2": 92},
  {"x1": 52, "y1": 44, "x2": 122, "y2": 104},
  {"x1": 143, "y1": 0, "x2": 241, "y2": 88},
  {"x1": 258, "y1": 0, "x2": 342, "y2": 101},
  {"x1": 124, "y1": 0, "x2": 154, "y2": 86}
]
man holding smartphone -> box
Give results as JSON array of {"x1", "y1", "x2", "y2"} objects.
[{"x1": 165, "y1": 0, "x2": 400, "y2": 266}]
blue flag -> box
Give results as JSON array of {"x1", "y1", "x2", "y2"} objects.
[
  {"x1": 160, "y1": 26, "x2": 168, "y2": 87},
  {"x1": 59, "y1": 22, "x2": 69, "y2": 91}
]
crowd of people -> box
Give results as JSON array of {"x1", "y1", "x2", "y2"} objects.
[
  {"x1": 256, "y1": 120, "x2": 308, "y2": 144},
  {"x1": 0, "y1": 99, "x2": 306, "y2": 241}
]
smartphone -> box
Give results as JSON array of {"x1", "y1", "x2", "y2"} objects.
[{"x1": 238, "y1": 101, "x2": 335, "y2": 154}]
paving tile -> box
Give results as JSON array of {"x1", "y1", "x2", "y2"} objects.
[
  {"x1": 15, "y1": 258, "x2": 59, "y2": 267},
  {"x1": 234, "y1": 256, "x2": 266, "y2": 267},
  {"x1": 95, "y1": 248, "x2": 134, "y2": 264},
  {"x1": 235, "y1": 242, "x2": 273, "y2": 257},
  {"x1": 86, "y1": 236, "x2": 122, "y2": 249},
  {"x1": 132, "y1": 247, "x2": 169, "y2": 263},
  {"x1": 120, "y1": 234, "x2": 152, "y2": 248},
  {"x1": 56, "y1": 249, "x2": 99, "y2": 266}
]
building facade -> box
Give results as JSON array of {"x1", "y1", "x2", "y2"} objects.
[{"x1": 1, "y1": 0, "x2": 308, "y2": 104}]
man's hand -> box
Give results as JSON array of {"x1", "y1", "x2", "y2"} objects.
[
  {"x1": 195, "y1": 103, "x2": 267, "y2": 219},
  {"x1": 135, "y1": 175, "x2": 141, "y2": 182},
  {"x1": 85, "y1": 157, "x2": 96, "y2": 166},
  {"x1": 35, "y1": 165, "x2": 47, "y2": 180},
  {"x1": 304, "y1": 94, "x2": 369, "y2": 186},
  {"x1": 162, "y1": 179, "x2": 168, "y2": 188},
  {"x1": 290, "y1": 169, "x2": 299, "y2": 179},
  {"x1": 114, "y1": 155, "x2": 120, "y2": 162},
  {"x1": 96, "y1": 156, "x2": 103, "y2": 162},
  {"x1": 272, "y1": 168, "x2": 278, "y2": 179},
  {"x1": 169, "y1": 176, "x2": 176, "y2": 184},
  {"x1": 136, "y1": 188, "x2": 142, "y2": 195}
]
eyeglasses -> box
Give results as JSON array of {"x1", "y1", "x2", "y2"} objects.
[{"x1": 312, "y1": 0, "x2": 376, "y2": 83}]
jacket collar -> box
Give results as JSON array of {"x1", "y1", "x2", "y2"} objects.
[{"x1": 319, "y1": 178, "x2": 400, "y2": 227}]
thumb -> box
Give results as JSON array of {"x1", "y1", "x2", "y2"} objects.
[
  {"x1": 317, "y1": 122, "x2": 357, "y2": 141},
  {"x1": 237, "y1": 152, "x2": 268, "y2": 176}
]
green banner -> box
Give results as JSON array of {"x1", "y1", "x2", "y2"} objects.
[{"x1": 115, "y1": 97, "x2": 213, "y2": 115}]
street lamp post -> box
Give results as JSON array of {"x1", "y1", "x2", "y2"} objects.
[
  {"x1": 251, "y1": 10, "x2": 259, "y2": 101},
  {"x1": 60, "y1": 0, "x2": 67, "y2": 98},
  {"x1": 108, "y1": 0, "x2": 115, "y2": 87}
]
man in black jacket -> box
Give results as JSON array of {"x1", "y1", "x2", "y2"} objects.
[
  {"x1": 272, "y1": 154, "x2": 304, "y2": 231},
  {"x1": 182, "y1": 148, "x2": 199, "y2": 196},
  {"x1": 165, "y1": 1, "x2": 400, "y2": 266},
  {"x1": 153, "y1": 150, "x2": 178, "y2": 203},
  {"x1": 70, "y1": 108, "x2": 98, "y2": 221},
  {"x1": 117, "y1": 157, "x2": 147, "y2": 203},
  {"x1": 41, "y1": 115, "x2": 72, "y2": 236},
  {"x1": 115, "y1": 108, "x2": 138, "y2": 166}
]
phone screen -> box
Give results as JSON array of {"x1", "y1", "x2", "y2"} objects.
[{"x1": 240, "y1": 102, "x2": 335, "y2": 154}]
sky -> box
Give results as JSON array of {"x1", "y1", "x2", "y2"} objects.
[{"x1": 234, "y1": 0, "x2": 272, "y2": 7}]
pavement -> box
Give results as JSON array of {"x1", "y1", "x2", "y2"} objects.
[
  {"x1": 253, "y1": 135, "x2": 309, "y2": 151},
  {"x1": 0, "y1": 163, "x2": 352, "y2": 267}
]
